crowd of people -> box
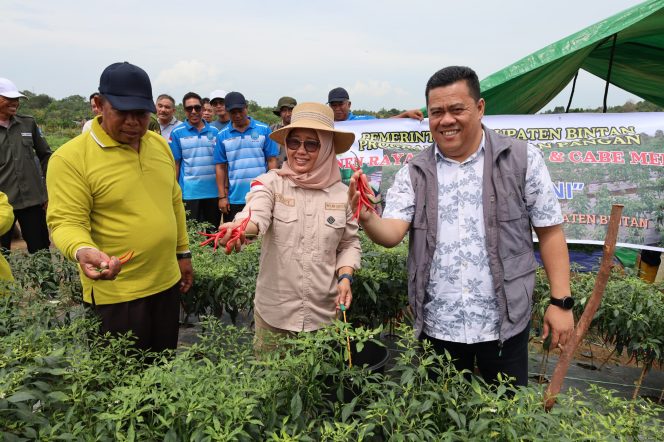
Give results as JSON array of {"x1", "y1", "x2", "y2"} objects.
[{"x1": 0, "y1": 62, "x2": 574, "y2": 387}]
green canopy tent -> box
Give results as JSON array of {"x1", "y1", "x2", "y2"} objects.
[{"x1": 480, "y1": 0, "x2": 664, "y2": 115}]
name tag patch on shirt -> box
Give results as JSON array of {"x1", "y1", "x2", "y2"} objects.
[
  {"x1": 21, "y1": 132, "x2": 32, "y2": 137},
  {"x1": 325, "y1": 202, "x2": 345, "y2": 211},
  {"x1": 275, "y1": 193, "x2": 295, "y2": 207}
]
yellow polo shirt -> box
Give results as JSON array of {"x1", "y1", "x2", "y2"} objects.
[
  {"x1": 46, "y1": 117, "x2": 189, "y2": 305},
  {"x1": 0, "y1": 192, "x2": 14, "y2": 282}
]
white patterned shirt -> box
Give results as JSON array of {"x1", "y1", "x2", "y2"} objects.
[{"x1": 382, "y1": 132, "x2": 562, "y2": 343}]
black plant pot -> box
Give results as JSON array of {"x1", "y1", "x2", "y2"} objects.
[
  {"x1": 326, "y1": 339, "x2": 390, "y2": 403},
  {"x1": 348, "y1": 339, "x2": 390, "y2": 373}
]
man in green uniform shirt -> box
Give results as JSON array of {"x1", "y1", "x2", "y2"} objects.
[
  {"x1": 0, "y1": 78, "x2": 52, "y2": 253},
  {"x1": 46, "y1": 62, "x2": 193, "y2": 353}
]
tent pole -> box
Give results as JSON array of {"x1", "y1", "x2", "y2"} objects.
[
  {"x1": 565, "y1": 71, "x2": 579, "y2": 113},
  {"x1": 602, "y1": 34, "x2": 618, "y2": 113}
]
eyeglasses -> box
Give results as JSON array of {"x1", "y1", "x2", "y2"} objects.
[
  {"x1": 184, "y1": 105, "x2": 202, "y2": 112},
  {"x1": 210, "y1": 99, "x2": 224, "y2": 106},
  {"x1": 285, "y1": 137, "x2": 321, "y2": 153}
]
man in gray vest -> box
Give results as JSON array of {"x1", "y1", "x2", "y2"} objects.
[{"x1": 349, "y1": 66, "x2": 573, "y2": 386}]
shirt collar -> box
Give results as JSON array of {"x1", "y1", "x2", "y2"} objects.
[
  {"x1": 184, "y1": 119, "x2": 211, "y2": 132},
  {"x1": 435, "y1": 130, "x2": 486, "y2": 165},
  {"x1": 230, "y1": 116, "x2": 254, "y2": 133},
  {"x1": 2, "y1": 115, "x2": 17, "y2": 128},
  {"x1": 160, "y1": 116, "x2": 179, "y2": 128},
  {"x1": 282, "y1": 174, "x2": 332, "y2": 192},
  {"x1": 89, "y1": 115, "x2": 148, "y2": 149}
]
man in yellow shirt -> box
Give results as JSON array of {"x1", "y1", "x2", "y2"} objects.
[
  {"x1": 0, "y1": 192, "x2": 14, "y2": 283},
  {"x1": 46, "y1": 62, "x2": 193, "y2": 353}
]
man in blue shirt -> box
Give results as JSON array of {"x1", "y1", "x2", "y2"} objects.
[
  {"x1": 214, "y1": 91, "x2": 278, "y2": 222},
  {"x1": 169, "y1": 92, "x2": 220, "y2": 228},
  {"x1": 209, "y1": 89, "x2": 231, "y2": 132},
  {"x1": 328, "y1": 87, "x2": 423, "y2": 122}
]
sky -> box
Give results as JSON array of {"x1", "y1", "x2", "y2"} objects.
[{"x1": 0, "y1": 0, "x2": 647, "y2": 113}]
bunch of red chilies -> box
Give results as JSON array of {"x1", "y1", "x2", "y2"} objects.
[
  {"x1": 350, "y1": 164, "x2": 380, "y2": 220},
  {"x1": 198, "y1": 209, "x2": 252, "y2": 253}
]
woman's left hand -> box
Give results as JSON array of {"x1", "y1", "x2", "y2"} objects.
[{"x1": 336, "y1": 279, "x2": 352, "y2": 310}]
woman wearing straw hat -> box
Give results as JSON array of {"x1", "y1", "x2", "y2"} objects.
[{"x1": 218, "y1": 102, "x2": 361, "y2": 352}]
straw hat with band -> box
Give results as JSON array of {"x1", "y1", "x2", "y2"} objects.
[{"x1": 270, "y1": 102, "x2": 355, "y2": 154}]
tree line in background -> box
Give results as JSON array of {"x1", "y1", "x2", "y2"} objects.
[
  {"x1": 17, "y1": 90, "x2": 405, "y2": 133},
  {"x1": 15, "y1": 89, "x2": 664, "y2": 150},
  {"x1": 545, "y1": 101, "x2": 663, "y2": 114}
]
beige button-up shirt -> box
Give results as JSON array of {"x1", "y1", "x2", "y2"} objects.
[{"x1": 236, "y1": 170, "x2": 361, "y2": 332}]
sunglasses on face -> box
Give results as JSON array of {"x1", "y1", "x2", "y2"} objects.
[
  {"x1": 285, "y1": 137, "x2": 321, "y2": 153},
  {"x1": 184, "y1": 105, "x2": 202, "y2": 112}
]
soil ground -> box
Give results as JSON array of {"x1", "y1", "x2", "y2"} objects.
[{"x1": 529, "y1": 338, "x2": 664, "y2": 403}]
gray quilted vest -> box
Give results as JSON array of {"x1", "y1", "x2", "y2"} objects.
[{"x1": 406, "y1": 126, "x2": 537, "y2": 343}]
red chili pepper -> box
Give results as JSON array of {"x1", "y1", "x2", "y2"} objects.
[
  {"x1": 225, "y1": 209, "x2": 252, "y2": 253},
  {"x1": 198, "y1": 228, "x2": 228, "y2": 252},
  {"x1": 118, "y1": 250, "x2": 134, "y2": 264},
  {"x1": 197, "y1": 209, "x2": 253, "y2": 253},
  {"x1": 350, "y1": 155, "x2": 381, "y2": 220},
  {"x1": 96, "y1": 250, "x2": 134, "y2": 272}
]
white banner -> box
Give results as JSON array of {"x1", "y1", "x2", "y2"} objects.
[{"x1": 337, "y1": 113, "x2": 664, "y2": 252}]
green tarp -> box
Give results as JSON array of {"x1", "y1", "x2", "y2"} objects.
[{"x1": 480, "y1": 0, "x2": 664, "y2": 115}]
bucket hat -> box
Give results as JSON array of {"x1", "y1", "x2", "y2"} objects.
[
  {"x1": 272, "y1": 96, "x2": 297, "y2": 116},
  {"x1": 270, "y1": 102, "x2": 355, "y2": 154}
]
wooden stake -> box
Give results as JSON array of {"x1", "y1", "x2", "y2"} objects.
[
  {"x1": 632, "y1": 363, "x2": 650, "y2": 401},
  {"x1": 537, "y1": 349, "x2": 550, "y2": 384},
  {"x1": 544, "y1": 204, "x2": 623, "y2": 411},
  {"x1": 340, "y1": 305, "x2": 352, "y2": 369},
  {"x1": 597, "y1": 347, "x2": 617, "y2": 371}
]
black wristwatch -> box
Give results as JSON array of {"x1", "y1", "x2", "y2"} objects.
[
  {"x1": 550, "y1": 296, "x2": 574, "y2": 310},
  {"x1": 176, "y1": 252, "x2": 192, "y2": 260}
]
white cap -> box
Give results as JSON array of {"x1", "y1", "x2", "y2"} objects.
[
  {"x1": 209, "y1": 89, "x2": 228, "y2": 101},
  {"x1": 0, "y1": 78, "x2": 26, "y2": 99}
]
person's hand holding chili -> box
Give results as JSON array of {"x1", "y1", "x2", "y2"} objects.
[
  {"x1": 75, "y1": 247, "x2": 122, "y2": 280},
  {"x1": 348, "y1": 169, "x2": 378, "y2": 223},
  {"x1": 217, "y1": 211, "x2": 258, "y2": 254},
  {"x1": 336, "y1": 266, "x2": 354, "y2": 310}
]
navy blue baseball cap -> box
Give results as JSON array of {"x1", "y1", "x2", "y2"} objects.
[
  {"x1": 327, "y1": 87, "x2": 349, "y2": 103},
  {"x1": 224, "y1": 92, "x2": 247, "y2": 111},
  {"x1": 98, "y1": 62, "x2": 156, "y2": 113}
]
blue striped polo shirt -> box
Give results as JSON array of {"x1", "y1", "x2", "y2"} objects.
[
  {"x1": 347, "y1": 111, "x2": 377, "y2": 121},
  {"x1": 169, "y1": 120, "x2": 219, "y2": 200},
  {"x1": 213, "y1": 117, "x2": 278, "y2": 205}
]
